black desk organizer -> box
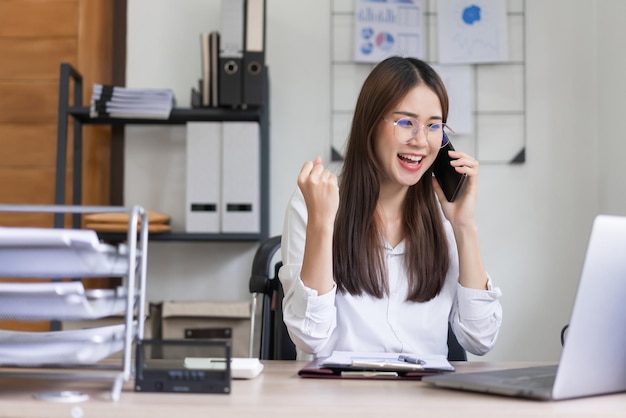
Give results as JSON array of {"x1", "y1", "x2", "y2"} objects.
[{"x1": 134, "y1": 339, "x2": 231, "y2": 394}]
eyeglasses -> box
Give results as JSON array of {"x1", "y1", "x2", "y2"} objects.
[{"x1": 383, "y1": 116, "x2": 454, "y2": 148}]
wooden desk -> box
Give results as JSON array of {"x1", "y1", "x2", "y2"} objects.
[{"x1": 0, "y1": 361, "x2": 624, "y2": 417}]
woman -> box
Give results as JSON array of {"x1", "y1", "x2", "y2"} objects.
[{"x1": 278, "y1": 56, "x2": 502, "y2": 359}]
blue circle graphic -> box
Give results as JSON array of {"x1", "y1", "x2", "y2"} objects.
[
  {"x1": 361, "y1": 27, "x2": 374, "y2": 40},
  {"x1": 361, "y1": 42, "x2": 374, "y2": 55},
  {"x1": 462, "y1": 5, "x2": 481, "y2": 25}
]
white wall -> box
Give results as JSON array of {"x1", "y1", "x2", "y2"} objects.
[
  {"x1": 596, "y1": 1, "x2": 626, "y2": 214},
  {"x1": 125, "y1": 0, "x2": 330, "y2": 304},
  {"x1": 475, "y1": 1, "x2": 599, "y2": 361},
  {"x1": 125, "y1": 0, "x2": 625, "y2": 361}
]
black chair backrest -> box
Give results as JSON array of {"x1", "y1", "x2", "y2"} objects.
[
  {"x1": 249, "y1": 236, "x2": 295, "y2": 360},
  {"x1": 447, "y1": 323, "x2": 467, "y2": 361},
  {"x1": 249, "y1": 235, "x2": 467, "y2": 361},
  {"x1": 272, "y1": 261, "x2": 297, "y2": 360}
]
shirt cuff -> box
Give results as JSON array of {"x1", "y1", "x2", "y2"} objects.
[
  {"x1": 456, "y1": 279, "x2": 502, "y2": 320},
  {"x1": 290, "y1": 277, "x2": 337, "y2": 323}
]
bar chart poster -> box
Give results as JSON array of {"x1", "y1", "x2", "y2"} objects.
[{"x1": 354, "y1": 0, "x2": 425, "y2": 63}]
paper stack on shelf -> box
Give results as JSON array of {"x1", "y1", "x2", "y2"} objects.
[
  {"x1": 0, "y1": 227, "x2": 130, "y2": 278},
  {"x1": 90, "y1": 83, "x2": 175, "y2": 119},
  {"x1": 0, "y1": 282, "x2": 131, "y2": 321}
]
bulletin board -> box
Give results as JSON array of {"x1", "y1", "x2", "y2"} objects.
[{"x1": 330, "y1": 0, "x2": 526, "y2": 164}]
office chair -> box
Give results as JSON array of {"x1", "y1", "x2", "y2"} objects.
[
  {"x1": 249, "y1": 235, "x2": 295, "y2": 360},
  {"x1": 248, "y1": 235, "x2": 467, "y2": 362}
]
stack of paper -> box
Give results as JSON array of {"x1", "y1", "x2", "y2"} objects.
[
  {"x1": 0, "y1": 324, "x2": 127, "y2": 366},
  {"x1": 0, "y1": 227, "x2": 130, "y2": 278},
  {"x1": 298, "y1": 351, "x2": 454, "y2": 380},
  {"x1": 90, "y1": 83, "x2": 175, "y2": 119},
  {"x1": 0, "y1": 282, "x2": 130, "y2": 321}
]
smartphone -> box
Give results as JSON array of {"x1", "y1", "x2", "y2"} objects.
[{"x1": 433, "y1": 138, "x2": 467, "y2": 202}]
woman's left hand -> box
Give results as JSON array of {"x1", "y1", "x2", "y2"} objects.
[{"x1": 432, "y1": 149, "x2": 479, "y2": 228}]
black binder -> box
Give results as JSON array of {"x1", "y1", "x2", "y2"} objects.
[
  {"x1": 243, "y1": 0, "x2": 266, "y2": 106},
  {"x1": 219, "y1": 0, "x2": 245, "y2": 107}
]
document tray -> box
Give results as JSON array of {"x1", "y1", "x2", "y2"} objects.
[
  {"x1": 0, "y1": 282, "x2": 131, "y2": 321},
  {"x1": 0, "y1": 227, "x2": 131, "y2": 278},
  {"x1": 0, "y1": 324, "x2": 128, "y2": 367}
]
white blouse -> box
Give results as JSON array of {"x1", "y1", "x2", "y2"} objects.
[{"x1": 279, "y1": 188, "x2": 503, "y2": 359}]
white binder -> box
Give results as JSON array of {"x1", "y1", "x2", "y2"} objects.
[
  {"x1": 221, "y1": 122, "x2": 260, "y2": 233},
  {"x1": 185, "y1": 122, "x2": 222, "y2": 233}
]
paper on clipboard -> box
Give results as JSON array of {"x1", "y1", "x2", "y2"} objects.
[{"x1": 321, "y1": 351, "x2": 454, "y2": 372}]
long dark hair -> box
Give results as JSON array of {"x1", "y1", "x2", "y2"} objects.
[{"x1": 333, "y1": 56, "x2": 450, "y2": 302}]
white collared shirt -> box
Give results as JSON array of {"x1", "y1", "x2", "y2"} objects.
[{"x1": 279, "y1": 188, "x2": 503, "y2": 358}]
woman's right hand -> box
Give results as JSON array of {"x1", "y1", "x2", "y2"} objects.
[{"x1": 297, "y1": 157, "x2": 339, "y2": 226}]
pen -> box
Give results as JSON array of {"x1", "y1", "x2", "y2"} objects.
[{"x1": 398, "y1": 355, "x2": 425, "y2": 365}]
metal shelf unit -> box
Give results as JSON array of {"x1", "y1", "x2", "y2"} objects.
[{"x1": 55, "y1": 63, "x2": 270, "y2": 242}]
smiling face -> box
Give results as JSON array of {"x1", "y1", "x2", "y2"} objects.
[{"x1": 373, "y1": 84, "x2": 443, "y2": 190}]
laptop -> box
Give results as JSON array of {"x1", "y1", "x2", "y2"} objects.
[{"x1": 423, "y1": 214, "x2": 626, "y2": 400}]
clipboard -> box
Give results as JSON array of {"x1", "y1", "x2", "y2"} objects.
[{"x1": 298, "y1": 351, "x2": 455, "y2": 380}]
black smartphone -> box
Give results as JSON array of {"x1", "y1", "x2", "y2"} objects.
[{"x1": 433, "y1": 138, "x2": 467, "y2": 202}]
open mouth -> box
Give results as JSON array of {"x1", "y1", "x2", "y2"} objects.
[{"x1": 398, "y1": 153, "x2": 423, "y2": 165}]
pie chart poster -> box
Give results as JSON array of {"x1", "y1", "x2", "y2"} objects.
[{"x1": 353, "y1": 0, "x2": 426, "y2": 64}]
